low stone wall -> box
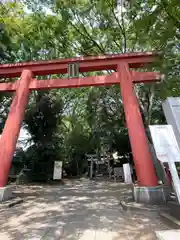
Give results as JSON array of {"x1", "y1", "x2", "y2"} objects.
[{"x1": 0, "y1": 185, "x2": 15, "y2": 201}]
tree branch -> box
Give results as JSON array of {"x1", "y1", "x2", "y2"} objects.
[
  {"x1": 70, "y1": 9, "x2": 105, "y2": 53},
  {"x1": 161, "y1": 0, "x2": 180, "y2": 31},
  {"x1": 107, "y1": 0, "x2": 127, "y2": 53}
]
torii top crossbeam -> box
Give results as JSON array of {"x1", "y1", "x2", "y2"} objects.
[
  {"x1": 0, "y1": 52, "x2": 161, "y2": 92},
  {"x1": 0, "y1": 52, "x2": 158, "y2": 78}
]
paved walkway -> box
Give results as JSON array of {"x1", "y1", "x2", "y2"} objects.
[{"x1": 0, "y1": 180, "x2": 170, "y2": 239}]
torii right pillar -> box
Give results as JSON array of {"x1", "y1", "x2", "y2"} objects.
[{"x1": 118, "y1": 62, "x2": 169, "y2": 204}]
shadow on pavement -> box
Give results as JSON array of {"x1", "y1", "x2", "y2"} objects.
[{"x1": 0, "y1": 180, "x2": 170, "y2": 240}]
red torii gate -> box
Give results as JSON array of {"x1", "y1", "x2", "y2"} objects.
[{"x1": 0, "y1": 52, "x2": 161, "y2": 187}]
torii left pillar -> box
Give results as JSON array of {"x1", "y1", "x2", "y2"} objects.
[{"x1": 0, "y1": 70, "x2": 32, "y2": 190}]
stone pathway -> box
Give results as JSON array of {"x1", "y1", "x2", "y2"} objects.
[{"x1": 0, "y1": 180, "x2": 171, "y2": 239}]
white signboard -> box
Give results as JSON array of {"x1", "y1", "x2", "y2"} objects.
[
  {"x1": 149, "y1": 125, "x2": 180, "y2": 204},
  {"x1": 162, "y1": 97, "x2": 180, "y2": 149},
  {"x1": 53, "y1": 161, "x2": 63, "y2": 180},
  {"x1": 149, "y1": 125, "x2": 180, "y2": 162},
  {"x1": 123, "y1": 163, "x2": 132, "y2": 183}
]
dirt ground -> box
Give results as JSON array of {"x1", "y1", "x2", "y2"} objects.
[{"x1": 0, "y1": 179, "x2": 170, "y2": 239}]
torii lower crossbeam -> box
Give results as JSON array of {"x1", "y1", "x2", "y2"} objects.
[{"x1": 0, "y1": 71, "x2": 160, "y2": 92}]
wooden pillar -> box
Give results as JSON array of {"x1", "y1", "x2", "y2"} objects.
[
  {"x1": 0, "y1": 70, "x2": 32, "y2": 187},
  {"x1": 118, "y1": 62, "x2": 158, "y2": 186}
]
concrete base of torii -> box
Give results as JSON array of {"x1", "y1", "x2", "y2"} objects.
[{"x1": 133, "y1": 184, "x2": 170, "y2": 204}]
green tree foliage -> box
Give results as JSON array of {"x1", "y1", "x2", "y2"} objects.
[
  {"x1": 127, "y1": 0, "x2": 180, "y2": 97},
  {"x1": 0, "y1": 2, "x2": 16, "y2": 132},
  {"x1": 24, "y1": 91, "x2": 64, "y2": 180},
  {"x1": 0, "y1": 0, "x2": 179, "y2": 178},
  {"x1": 25, "y1": 92, "x2": 63, "y2": 144}
]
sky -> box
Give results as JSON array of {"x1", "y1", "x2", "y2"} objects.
[
  {"x1": 16, "y1": 127, "x2": 32, "y2": 150},
  {"x1": 0, "y1": 127, "x2": 32, "y2": 151}
]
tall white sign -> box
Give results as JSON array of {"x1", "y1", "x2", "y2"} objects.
[
  {"x1": 149, "y1": 125, "x2": 180, "y2": 204},
  {"x1": 123, "y1": 163, "x2": 132, "y2": 183},
  {"x1": 162, "y1": 97, "x2": 180, "y2": 149},
  {"x1": 149, "y1": 125, "x2": 180, "y2": 163},
  {"x1": 53, "y1": 161, "x2": 63, "y2": 180}
]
